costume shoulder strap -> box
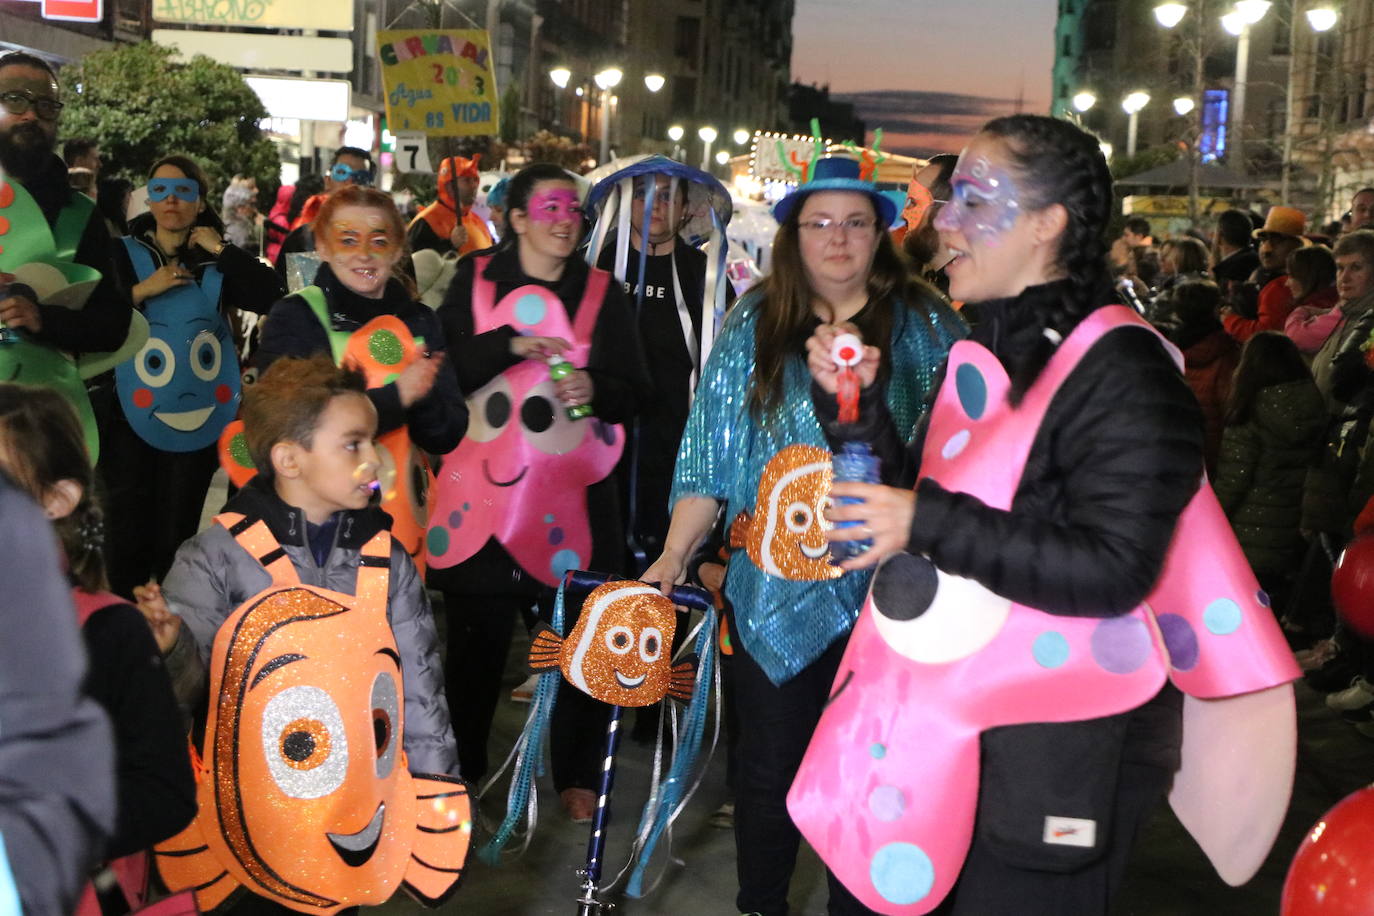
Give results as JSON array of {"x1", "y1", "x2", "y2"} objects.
[
  {"x1": 216, "y1": 511, "x2": 300, "y2": 586},
  {"x1": 1021, "y1": 305, "x2": 1177, "y2": 415},
  {"x1": 54, "y1": 193, "x2": 95, "y2": 261},
  {"x1": 296, "y1": 285, "x2": 349, "y2": 364},
  {"x1": 354, "y1": 530, "x2": 392, "y2": 604},
  {"x1": 470, "y1": 255, "x2": 495, "y2": 315},
  {"x1": 121, "y1": 236, "x2": 158, "y2": 281},
  {"x1": 572, "y1": 266, "x2": 612, "y2": 343},
  {"x1": 71, "y1": 588, "x2": 125, "y2": 627}
]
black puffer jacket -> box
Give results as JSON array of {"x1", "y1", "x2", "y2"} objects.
[{"x1": 1212, "y1": 378, "x2": 1327, "y2": 577}]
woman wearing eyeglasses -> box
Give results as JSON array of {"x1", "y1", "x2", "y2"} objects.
[
  {"x1": 100, "y1": 154, "x2": 283, "y2": 598},
  {"x1": 641, "y1": 156, "x2": 962, "y2": 915}
]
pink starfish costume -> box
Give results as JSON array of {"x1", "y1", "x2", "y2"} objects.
[
  {"x1": 425, "y1": 256, "x2": 624, "y2": 586},
  {"x1": 788, "y1": 306, "x2": 1299, "y2": 914}
]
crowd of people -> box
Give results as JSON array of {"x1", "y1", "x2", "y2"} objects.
[{"x1": 0, "y1": 41, "x2": 1368, "y2": 916}]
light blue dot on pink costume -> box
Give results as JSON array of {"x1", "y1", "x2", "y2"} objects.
[
  {"x1": 870, "y1": 842, "x2": 934, "y2": 906},
  {"x1": 955, "y1": 363, "x2": 987, "y2": 420},
  {"x1": 1032, "y1": 631, "x2": 1070, "y2": 668},
  {"x1": 1091, "y1": 616, "x2": 1152, "y2": 674},
  {"x1": 869, "y1": 785, "x2": 907, "y2": 822},
  {"x1": 1205, "y1": 598, "x2": 1242, "y2": 635},
  {"x1": 544, "y1": 513, "x2": 555, "y2": 524},
  {"x1": 551, "y1": 549, "x2": 581, "y2": 578},
  {"x1": 942, "y1": 429, "x2": 971, "y2": 460},
  {"x1": 515, "y1": 293, "x2": 547, "y2": 326},
  {"x1": 1157, "y1": 613, "x2": 1199, "y2": 670},
  {"x1": 427, "y1": 526, "x2": 450, "y2": 556}
]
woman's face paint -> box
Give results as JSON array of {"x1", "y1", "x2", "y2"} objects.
[
  {"x1": 320, "y1": 204, "x2": 402, "y2": 299},
  {"x1": 516, "y1": 180, "x2": 583, "y2": 263},
  {"x1": 934, "y1": 155, "x2": 1022, "y2": 246},
  {"x1": 902, "y1": 179, "x2": 936, "y2": 232}
]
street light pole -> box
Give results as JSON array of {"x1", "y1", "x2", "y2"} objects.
[
  {"x1": 1232, "y1": 20, "x2": 1253, "y2": 174},
  {"x1": 698, "y1": 126, "x2": 717, "y2": 172},
  {"x1": 1282, "y1": 3, "x2": 1339, "y2": 201},
  {"x1": 1122, "y1": 91, "x2": 1151, "y2": 156},
  {"x1": 593, "y1": 67, "x2": 623, "y2": 166}
]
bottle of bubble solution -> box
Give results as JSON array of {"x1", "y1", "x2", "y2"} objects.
[
  {"x1": 547, "y1": 354, "x2": 593, "y2": 419},
  {"x1": 829, "y1": 333, "x2": 879, "y2": 565},
  {"x1": 0, "y1": 276, "x2": 19, "y2": 345}
]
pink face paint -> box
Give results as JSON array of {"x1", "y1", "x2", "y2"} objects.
[
  {"x1": 934, "y1": 155, "x2": 1022, "y2": 245},
  {"x1": 527, "y1": 188, "x2": 583, "y2": 223}
]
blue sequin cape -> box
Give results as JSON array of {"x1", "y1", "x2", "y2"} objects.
[{"x1": 670, "y1": 293, "x2": 961, "y2": 683}]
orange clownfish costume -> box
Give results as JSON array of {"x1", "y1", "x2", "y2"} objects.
[
  {"x1": 218, "y1": 311, "x2": 436, "y2": 573},
  {"x1": 729, "y1": 444, "x2": 841, "y2": 581},
  {"x1": 409, "y1": 155, "x2": 493, "y2": 256},
  {"x1": 528, "y1": 581, "x2": 695, "y2": 707},
  {"x1": 154, "y1": 513, "x2": 471, "y2": 913}
]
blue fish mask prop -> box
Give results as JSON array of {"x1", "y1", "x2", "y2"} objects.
[{"x1": 114, "y1": 238, "x2": 240, "y2": 452}]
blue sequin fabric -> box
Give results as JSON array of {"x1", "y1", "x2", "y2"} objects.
[{"x1": 671, "y1": 293, "x2": 962, "y2": 683}]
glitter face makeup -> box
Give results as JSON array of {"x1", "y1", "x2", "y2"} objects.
[
  {"x1": 934, "y1": 155, "x2": 1022, "y2": 245},
  {"x1": 320, "y1": 204, "x2": 402, "y2": 299},
  {"x1": 526, "y1": 188, "x2": 582, "y2": 223}
]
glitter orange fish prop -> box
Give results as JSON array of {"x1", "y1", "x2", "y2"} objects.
[
  {"x1": 154, "y1": 513, "x2": 471, "y2": 913},
  {"x1": 528, "y1": 581, "x2": 695, "y2": 706},
  {"x1": 729, "y1": 443, "x2": 841, "y2": 581}
]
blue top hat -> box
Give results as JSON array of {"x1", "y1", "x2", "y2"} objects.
[{"x1": 771, "y1": 156, "x2": 897, "y2": 228}]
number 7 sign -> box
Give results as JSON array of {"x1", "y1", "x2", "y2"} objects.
[{"x1": 393, "y1": 132, "x2": 433, "y2": 173}]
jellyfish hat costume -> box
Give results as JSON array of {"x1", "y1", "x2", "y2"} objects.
[{"x1": 788, "y1": 308, "x2": 1300, "y2": 914}]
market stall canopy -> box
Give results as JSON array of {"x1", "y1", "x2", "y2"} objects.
[{"x1": 1115, "y1": 158, "x2": 1270, "y2": 190}]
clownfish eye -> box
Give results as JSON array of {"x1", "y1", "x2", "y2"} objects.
[
  {"x1": 639, "y1": 627, "x2": 663, "y2": 664},
  {"x1": 785, "y1": 501, "x2": 814, "y2": 534},
  {"x1": 262, "y1": 685, "x2": 348, "y2": 799},
  {"x1": 370, "y1": 671, "x2": 400, "y2": 778},
  {"x1": 605, "y1": 625, "x2": 634, "y2": 655}
]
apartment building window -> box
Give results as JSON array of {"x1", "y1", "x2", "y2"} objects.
[
  {"x1": 1200, "y1": 89, "x2": 1229, "y2": 162},
  {"x1": 672, "y1": 77, "x2": 697, "y2": 115},
  {"x1": 1083, "y1": 3, "x2": 1116, "y2": 52},
  {"x1": 676, "y1": 17, "x2": 701, "y2": 60},
  {"x1": 1271, "y1": 0, "x2": 1292, "y2": 55},
  {"x1": 1062, "y1": 34, "x2": 1072, "y2": 56}
]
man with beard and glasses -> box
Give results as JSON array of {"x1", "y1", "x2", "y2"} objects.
[
  {"x1": 899, "y1": 154, "x2": 958, "y2": 299},
  {"x1": 0, "y1": 52, "x2": 133, "y2": 359}
]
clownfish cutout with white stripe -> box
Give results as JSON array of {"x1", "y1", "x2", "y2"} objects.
[
  {"x1": 730, "y1": 444, "x2": 843, "y2": 581},
  {"x1": 529, "y1": 581, "x2": 696, "y2": 707}
]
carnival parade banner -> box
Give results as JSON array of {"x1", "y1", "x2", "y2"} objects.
[{"x1": 377, "y1": 30, "x2": 497, "y2": 136}]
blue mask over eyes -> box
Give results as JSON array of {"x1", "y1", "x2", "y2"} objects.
[
  {"x1": 330, "y1": 163, "x2": 374, "y2": 186},
  {"x1": 147, "y1": 179, "x2": 200, "y2": 203}
]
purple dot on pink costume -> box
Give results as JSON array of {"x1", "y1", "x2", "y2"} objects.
[
  {"x1": 1257, "y1": 589, "x2": 1271, "y2": 608},
  {"x1": 549, "y1": 527, "x2": 565, "y2": 545},
  {"x1": 1091, "y1": 616, "x2": 1152, "y2": 674},
  {"x1": 448, "y1": 511, "x2": 463, "y2": 528},
  {"x1": 1156, "y1": 614, "x2": 1199, "y2": 671},
  {"x1": 942, "y1": 429, "x2": 971, "y2": 460},
  {"x1": 868, "y1": 785, "x2": 907, "y2": 822}
]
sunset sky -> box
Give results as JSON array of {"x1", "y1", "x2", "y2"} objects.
[{"x1": 790, "y1": 0, "x2": 1057, "y2": 157}]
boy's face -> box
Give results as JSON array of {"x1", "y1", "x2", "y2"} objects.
[{"x1": 283, "y1": 393, "x2": 381, "y2": 520}]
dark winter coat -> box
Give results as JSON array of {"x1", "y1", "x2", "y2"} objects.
[
  {"x1": 1169, "y1": 320, "x2": 1239, "y2": 475},
  {"x1": 1212, "y1": 378, "x2": 1327, "y2": 577}
]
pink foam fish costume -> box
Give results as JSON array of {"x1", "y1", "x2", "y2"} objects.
[
  {"x1": 788, "y1": 307, "x2": 1299, "y2": 914},
  {"x1": 425, "y1": 256, "x2": 624, "y2": 586}
]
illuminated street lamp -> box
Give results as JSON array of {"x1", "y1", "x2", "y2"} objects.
[
  {"x1": 593, "y1": 67, "x2": 624, "y2": 165},
  {"x1": 1153, "y1": 2, "x2": 1187, "y2": 27},
  {"x1": 1173, "y1": 96, "x2": 1195, "y2": 116},
  {"x1": 1222, "y1": 0, "x2": 1270, "y2": 174},
  {"x1": 667, "y1": 124, "x2": 684, "y2": 159},
  {"x1": 1122, "y1": 90, "x2": 1151, "y2": 157},
  {"x1": 698, "y1": 125, "x2": 718, "y2": 171},
  {"x1": 1306, "y1": 5, "x2": 1338, "y2": 31},
  {"x1": 1072, "y1": 91, "x2": 1097, "y2": 113},
  {"x1": 549, "y1": 66, "x2": 571, "y2": 89},
  {"x1": 733, "y1": 128, "x2": 751, "y2": 145},
  {"x1": 715, "y1": 150, "x2": 730, "y2": 166},
  {"x1": 644, "y1": 73, "x2": 665, "y2": 93}
]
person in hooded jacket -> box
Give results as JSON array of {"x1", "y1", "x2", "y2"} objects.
[
  {"x1": 1212, "y1": 332, "x2": 1326, "y2": 608},
  {"x1": 1163, "y1": 279, "x2": 1238, "y2": 475}
]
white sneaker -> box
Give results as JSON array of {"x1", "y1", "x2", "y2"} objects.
[
  {"x1": 510, "y1": 673, "x2": 539, "y2": 703},
  {"x1": 1326, "y1": 676, "x2": 1374, "y2": 711}
]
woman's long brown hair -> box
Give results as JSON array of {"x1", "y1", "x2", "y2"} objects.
[{"x1": 748, "y1": 200, "x2": 939, "y2": 420}]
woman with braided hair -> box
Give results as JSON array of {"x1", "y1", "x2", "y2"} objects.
[{"x1": 806, "y1": 115, "x2": 1205, "y2": 913}]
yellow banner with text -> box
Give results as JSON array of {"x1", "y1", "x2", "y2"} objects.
[{"x1": 376, "y1": 29, "x2": 497, "y2": 137}]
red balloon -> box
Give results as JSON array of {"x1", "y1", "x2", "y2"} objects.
[
  {"x1": 1282, "y1": 785, "x2": 1374, "y2": 914},
  {"x1": 1332, "y1": 536, "x2": 1374, "y2": 639}
]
